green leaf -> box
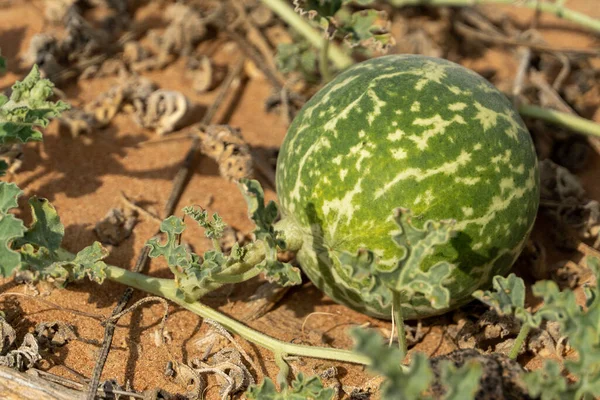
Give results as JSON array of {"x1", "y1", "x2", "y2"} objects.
[
  {"x1": 439, "y1": 360, "x2": 483, "y2": 400},
  {"x1": 381, "y1": 208, "x2": 456, "y2": 308},
  {"x1": 522, "y1": 361, "x2": 567, "y2": 400},
  {"x1": 21, "y1": 242, "x2": 108, "y2": 285},
  {"x1": 337, "y1": 9, "x2": 395, "y2": 52},
  {"x1": 275, "y1": 42, "x2": 319, "y2": 83},
  {"x1": 350, "y1": 328, "x2": 432, "y2": 399},
  {"x1": 147, "y1": 216, "x2": 193, "y2": 270},
  {"x1": 239, "y1": 179, "x2": 281, "y2": 244},
  {"x1": 255, "y1": 257, "x2": 302, "y2": 287},
  {"x1": 472, "y1": 273, "x2": 540, "y2": 327},
  {"x1": 15, "y1": 196, "x2": 64, "y2": 251},
  {"x1": 472, "y1": 273, "x2": 525, "y2": 315},
  {"x1": 530, "y1": 257, "x2": 600, "y2": 399},
  {"x1": 338, "y1": 208, "x2": 456, "y2": 310},
  {"x1": 54, "y1": 242, "x2": 108, "y2": 284},
  {"x1": 0, "y1": 182, "x2": 25, "y2": 276},
  {"x1": 239, "y1": 179, "x2": 301, "y2": 287},
  {"x1": 183, "y1": 206, "x2": 226, "y2": 240},
  {"x1": 0, "y1": 65, "x2": 69, "y2": 145},
  {"x1": 246, "y1": 373, "x2": 335, "y2": 400}
]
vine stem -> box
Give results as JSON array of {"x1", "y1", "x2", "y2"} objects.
[
  {"x1": 93, "y1": 264, "x2": 371, "y2": 366},
  {"x1": 518, "y1": 104, "x2": 600, "y2": 138},
  {"x1": 274, "y1": 351, "x2": 290, "y2": 388},
  {"x1": 259, "y1": 0, "x2": 353, "y2": 70},
  {"x1": 390, "y1": 0, "x2": 600, "y2": 33},
  {"x1": 319, "y1": 37, "x2": 332, "y2": 83},
  {"x1": 509, "y1": 323, "x2": 532, "y2": 359},
  {"x1": 392, "y1": 291, "x2": 408, "y2": 360}
]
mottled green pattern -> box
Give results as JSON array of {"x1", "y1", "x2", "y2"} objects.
[{"x1": 275, "y1": 55, "x2": 539, "y2": 319}]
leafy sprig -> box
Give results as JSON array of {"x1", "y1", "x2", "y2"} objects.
[
  {"x1": 0, "y1": 183, "x2": 26, "y2": 276},
  {"x1": 474, "y1": 257, "x2": 600, "y2": 398},
  {"x1": 528, "y1": 257, "x2": 600, "y2": 399},
  {"x1": 239, "y1": 179, "x2": 302, "y2": 286},
  {"x1": 246, "y1": 373, "x2": 335, "y2": 400},
  {"x1": 146, "y1": 180, "x2": 301, "y2": 301},
  {"x1": 350, "y1": 328, "x2": 483, "y2": 400},
  {"x1": 0, "y1": 64, "x2": 69, "y2": 149},
  {"x1": 293, "y1": 0, "x2": 394, "y2": 52}
]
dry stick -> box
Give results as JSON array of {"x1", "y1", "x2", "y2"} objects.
[
  {"x1": 512, "y1": 46, "x2": 532, "y2": 107},
  {"x1": 389, "y1": 0, "x2": 600, "y2": 33},
  {"x1": 120, "y1": 191, "x2": 163, "y2": 224},
  {"x1": 226, "y1": 28, "x2": 287, "y2": 92},
  {"x1": 30, "y1": 369, "x2": 146, "y2": 399},
  {"x1": 85, "y1": 247, "x2": 151, "y2": 400},
  {"x1": 512, "y1": 8, "x2": 540, "y2": 107},
  {"x1": 228, "y1": 0, "x2": 279, "y2": 73},
  {"x1": 454, "y1": 21, "x2": 600, "y2": 56}
]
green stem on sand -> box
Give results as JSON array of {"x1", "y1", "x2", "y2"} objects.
[
  {"x1": 94, "y1": 264, "x2": 371, "y2": 366},
  {"x1": 259, "y1": 0, "x2": 353, "y2": 70},
  {"x1": 389, "y1": 0, "x2": 600, "y2": 33},
  {"x1": 518, "y1": 104, "x2": 600, "y2": 139},
  {"x1": 509, "y1": 323, "x2": 532, "y2": 360},
  {"x1": 393, "y1": 291, "x2": 408, "y2": 360}
]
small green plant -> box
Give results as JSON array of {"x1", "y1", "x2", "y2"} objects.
[
  {"x1": 271, "y1": 0, "x2": 394, "y2": 81},
  {"x1": 0, "y1": 64, "x2": 69, "y2": 176},
  {"x1": 246, "y1": 373, "x2": 335, "y2": 399},
  {"x1": 351, "y1": 328, "x2": 483, "y2": 399}
]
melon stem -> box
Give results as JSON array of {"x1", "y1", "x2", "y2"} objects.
[
  {"x1": 320, "y1": 37, "x2": 332, "y2": 83},
  {"x1": 509, "y1": 323, "x2": 532, "y2": 360},
  {"x1": 54, "y1": 248, "x2": 372, "y2": 367},
  {"x1": 273, "y1": 217, "x2": 305, "y2": 252},
  {"x1": 274, "y1": 351, "x2": 290, "y2": 389},
  {"x1": 393, "y1": 291, "x2": 408, "y2": 360}
]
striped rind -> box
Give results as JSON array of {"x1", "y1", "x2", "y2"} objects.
[{"x1": 275, "y1": 55, "x2": 539, "y2": 320}]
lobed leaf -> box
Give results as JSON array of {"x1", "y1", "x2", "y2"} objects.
[
  {"x1": 0, "y1": 65, "x2": 69, "y2": 145},
  {"x1": 239, "y1": 179, "x2": 281, "y2": 244},
  {"x1": 276, "y1": 42, "x2": 319, "y2": 83},
  {"x1": 255, "y1": 258, "x2": 302, "y2": 287},
  {"x1": 21, "y1": 242, "x2": 108, "y2": 286},
  {"x1": 15, "y1": 196, "x2": 64, "y2": 251},
  {"x1": 350, "y1": 328, "x2": 432, "y2": 399},
  {"x1": 239, "y1": 179, "x2": 302, "y2": 287},
  {"x1": 383, "y1": 208, "x2": 455, "y2": 309},
  {"x1": 0, "y1": 182, "x2": 25, "y2": 276},
  {"x1": 473, "y1": 273, "x2": 547, "y2": 328},
  {"x1": 246, "y1": 373, "x2": 335, "y2": 400},
  {"x1": 55, "y1": 242, "x2": 108, "y2": 284},
  {"x1": 522, "y1": 360, "x2": 567, "y2": 400},
  {"x1": 529, "y1": 256, "x2": 600, "y2": 398},
  {"x1": 472, "y1": 273, "x2": 525, "y2": 315},
  {"x1": 337, "y1": 8, "x2": 395, "y2": 52},
  {"x1": 438, "y1": 360, "x2": 483, "y2": 400},
  {"x1": 183, "y1": 206, "x2": 226, "y2": 240},
  {"x1": 147, "y1": 216, "x2": 193, "y2": 270}
]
